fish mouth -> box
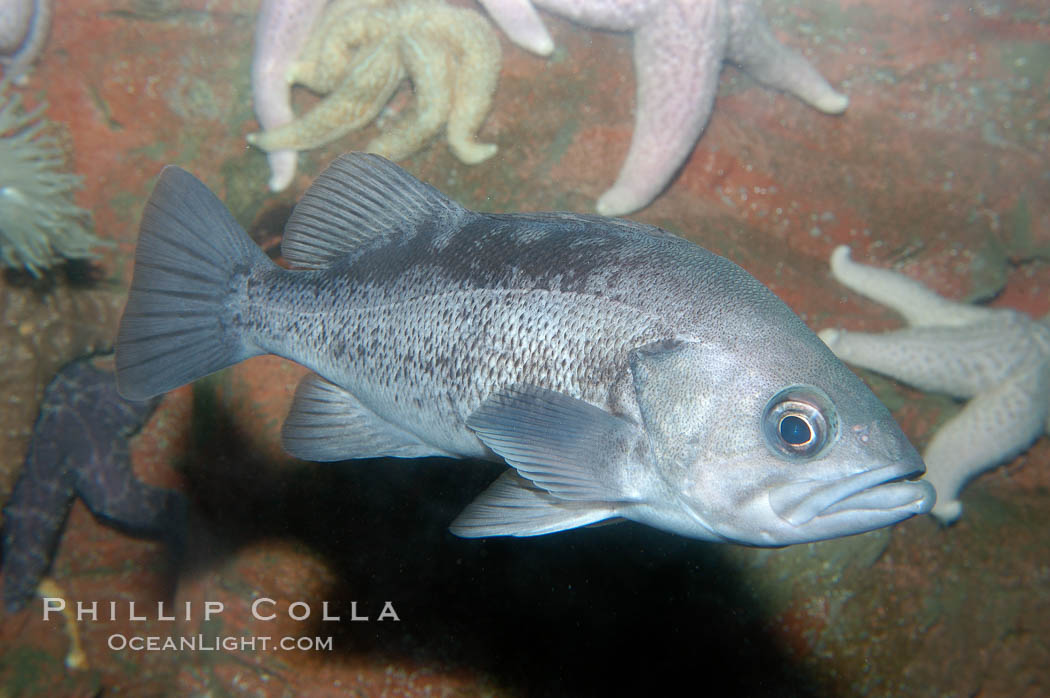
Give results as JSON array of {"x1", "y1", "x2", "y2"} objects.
[{"x1": 769, "y1": 461, "x2": 936, "y2": 530}]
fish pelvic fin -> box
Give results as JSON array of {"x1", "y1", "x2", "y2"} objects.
[
  {"x1": 281, "y1": 152, "x2": 469, "y2": 269},
  {"x1": 116, "y1": 166, "x2": 271, "y2": 401},
  {"x1": 450, "y1": 472, "x2": 620, "y2": 538}
]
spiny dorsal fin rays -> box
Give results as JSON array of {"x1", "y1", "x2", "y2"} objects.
[{"x1": 281, "y1": 152, "x2": 469, "y2": 269}]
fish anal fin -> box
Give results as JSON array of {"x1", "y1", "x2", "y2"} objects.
[{"x1": 281, "y1": 373, "x2": 451, "y2": 461}]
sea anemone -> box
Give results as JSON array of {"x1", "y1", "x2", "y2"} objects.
[{"x1": 0, "y1": 78, "x2": 103, "y2": 276}]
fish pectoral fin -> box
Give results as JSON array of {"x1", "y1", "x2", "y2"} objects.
[
  {"x1": 280, "y1": 152, "x2": 469, "y2": 269},
  {"x1": 465, "y1": 385, "x2": 644, "y2": 502},
  {"x1": 282, "y1": 373, "x2": 452, "y2": 461},
  {"x1": 449, "y1": 472, "x2": 620, "y2": 538}
]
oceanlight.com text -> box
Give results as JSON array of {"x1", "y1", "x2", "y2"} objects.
[{"x1": 107, "y1": 633, "x2": 334, "y2": 652}]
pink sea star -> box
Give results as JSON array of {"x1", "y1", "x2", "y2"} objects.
[
  {"x1": 479, "y1": 0, "x2": 848, "y2": 215},
  {"x1": 251, "y1": 0, "x2": 328, "y2": 191},
  {"x1": 0, "y1": 0, "x2": 53, "y2": 83}
]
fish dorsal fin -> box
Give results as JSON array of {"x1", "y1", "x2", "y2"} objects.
[{"x1": 281, "y1": 152, "x2": 469, "y2": 269}]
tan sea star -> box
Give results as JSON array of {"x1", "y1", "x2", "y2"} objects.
[{"x1": 247, "y1": 0, "x2": 501, "y2": 166}]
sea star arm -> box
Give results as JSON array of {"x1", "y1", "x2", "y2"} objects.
[
  {"x1": 725, "y1": 0, "x2": 847, "y2": 114},
  {"x1": 289, "y1": 1, "x2": 395, "y2": 93},
  {"x1": 924, "y1": 363, "x2": 1050, "y2": 523},
  {"x1": 248, "y1": 41, "x2": 404, "y2": 152},
  {"x1": 421, "y1": 7, "x2": 502, "y2": 164},
  {"x1": 1, "y1": 361, "x2": 175, "y2": 611},
  {"x1": 1, "y1": 456, "x2": 77, "y2": 611},
  {"x1": 818, "y1": 327, "x2": 982, "y2": 399},
  {"x1": 1, "y1": 0, "x2": 53, "y2": 84},
  {"x1": 819, "y1": 316, "x2": 1038, "y2": 399},
  {"x1": 0, "y1": 0, "x2": 33, "y2": 54},
  {"x1": 65, "y1": 387, "x2": 184, "y2": 538},
  {"x1": 369, "y1": 54, "x2": 447, "y2": 159},
  {"x1": 361, "y1": 4, "x2": 461, "y2": 163},
  {"x1": 74, "y1": 451, "x2": 187, "y2": 543},
  {"x1": 251, "y1": 0, "x2": 329, "y2": 190},
  {"x1": 477, "y1": 0, "x2": 555, "y2": 55},
  {"x1": 596, "y1": 0, "x2": 729, "y2": 216},
  {"x1": 829, "y1": 246, "x2": 991, "y2": 328}
]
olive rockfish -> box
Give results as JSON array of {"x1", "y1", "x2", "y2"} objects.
[{"x1": 116, "y1": 153, "x2": 934, "y2": 545}]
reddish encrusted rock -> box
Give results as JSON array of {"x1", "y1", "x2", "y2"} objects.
[{"x1": 0, "y1": 0, "x2": 1047, "y2": 695}]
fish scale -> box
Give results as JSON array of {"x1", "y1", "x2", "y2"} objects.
[{"x1": 243, "y1": 263, "x2": 666, "y2": 457}]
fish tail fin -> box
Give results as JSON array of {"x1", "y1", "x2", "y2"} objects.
[{"x1": 116, "y1": 166, "x2": 270, "y2": 401}]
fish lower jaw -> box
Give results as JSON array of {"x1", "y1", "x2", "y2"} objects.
[
  {"x1": 768, "y1": 462, "x2": 936, "y2": 531},
  {"x1": 820, "y1": 478, "x2": 935, "y2": 519}
]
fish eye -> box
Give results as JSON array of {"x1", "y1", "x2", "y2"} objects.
[{"x1": 762, "y1": 387, "x2": 836, "y2": 460}]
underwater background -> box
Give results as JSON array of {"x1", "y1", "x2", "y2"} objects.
[{"x1": 0, "y1": 0, "x2": 1048, "y2": 695}]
